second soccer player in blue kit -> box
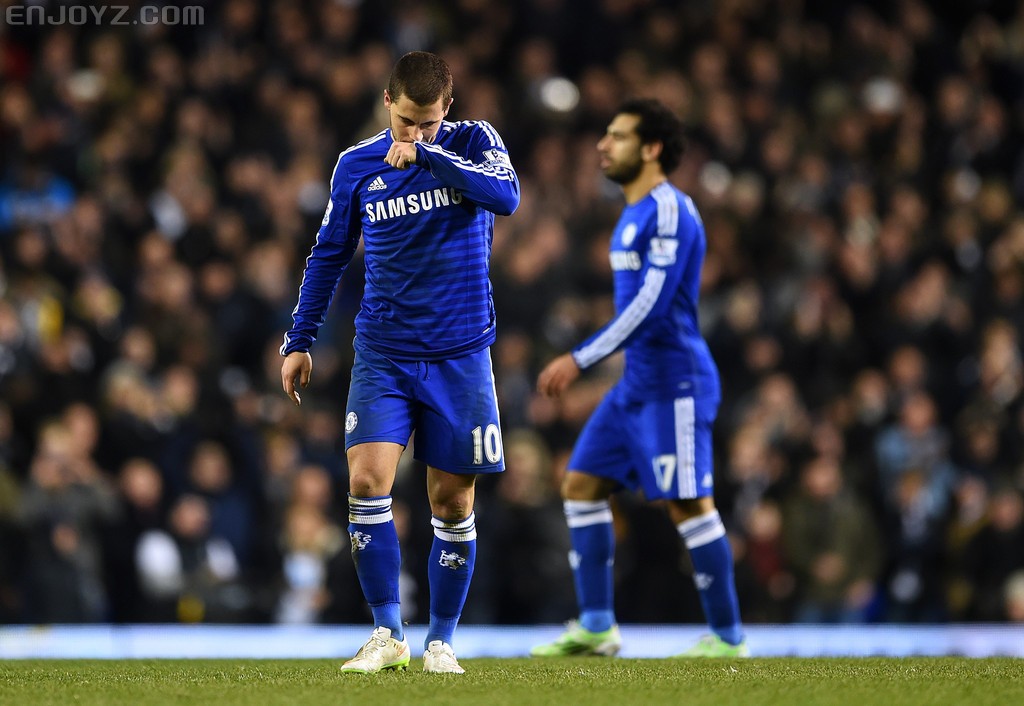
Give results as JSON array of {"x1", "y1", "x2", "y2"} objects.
[{"x1": 532, "y1": 99, "x2": 748, "y2": 659}]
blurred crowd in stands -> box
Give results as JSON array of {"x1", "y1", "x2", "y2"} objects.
[{"x1": 1, "y1": 0, "x2": 1024, "y2": 627}]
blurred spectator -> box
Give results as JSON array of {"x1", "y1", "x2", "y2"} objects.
[
  {"x1": 274, "y1": 503, "x2": 346, "y2": 624},
  {"x1": 0, "y1": 154, "x2": 75, "y2": 234},
  {"x1": 960, "y1": 486, "x2": 1024, "y2": 621},
  {"x1": 15, "y1": 420, "x2": 119, "y2": 622},
  {"x1": 718, "y1": 422, "x2": 787, "y2": 530},
  {"x1": 783, "y1": 455, "x2": 881, "y2": 623},
  {"x1": 737, "y1": 499, "x2": 795, "y2": 623},
  {"x1": 274, "y1": 461, "x2": 365, "y2": 624},
  {"x1": 944, "y1": 475, "x2": 991, "y2": 618},
  {"x1": 103, "y1": 458, "x2": 167, "y2": 623},
  {"x1": 135, "y1": 494, "x2": 246, "y2": 623},
  {"x1": 875, "y1": 390, "x2": 957, "y2": 516},
  {"x1": 183, "y1": 440, "x2": 255, "y2": 563},
  {"x1": 879, "y1": 469, "x2": 949, "y2": 622}
]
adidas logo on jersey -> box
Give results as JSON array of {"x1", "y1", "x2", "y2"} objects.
[{"x1": 367, "y1": 176, "x2": 388, "y2": 191}]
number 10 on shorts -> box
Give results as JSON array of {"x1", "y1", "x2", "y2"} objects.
[{"x1": 471, "y1": 424, "x2": 502, "y2": 464}]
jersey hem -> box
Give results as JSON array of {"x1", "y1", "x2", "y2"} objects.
[{"x1": 355, "y1": 332, "x2": 495, "y2": 362}]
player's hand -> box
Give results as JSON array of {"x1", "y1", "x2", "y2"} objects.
[
  {"x1": 281, "y1": 351, "x2": 313, "y2": 406},
  {"x1": 537, "y1": 353, "x2": 580, "y2": 398},
  {"x1": 385, "y1": 141, "x2": 418, "y2": 170}
]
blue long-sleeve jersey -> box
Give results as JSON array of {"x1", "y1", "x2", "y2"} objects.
[
  {"x1": 572, "y1": 182, "x2": 720, "y2": 403},
  {"x1": 282, "y1": 120, "x2": 519, "y2": 360}
]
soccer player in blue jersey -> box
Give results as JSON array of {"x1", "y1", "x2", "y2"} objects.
[
  {"x1": 530, "y1": 99, "x2": 747, "y2": 658},
  {"x1": 280, "y1": 51, "x2": 519, "y2": 674}
]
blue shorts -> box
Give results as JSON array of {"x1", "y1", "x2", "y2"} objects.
[
  {"x1": 344, "y1": 338, "x2": 504, "y2": 474},
  {"x1": 568, "y1": 384, "x2": 717, "y2": 500}
]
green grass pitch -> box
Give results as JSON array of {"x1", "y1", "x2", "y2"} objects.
[{"x1": 2, "y1": 657, "x2": 1022, "y2": 705}]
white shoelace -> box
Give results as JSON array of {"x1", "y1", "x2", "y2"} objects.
[{"x1": 356, "y1": 634, "x2": 388, "y2": 657}]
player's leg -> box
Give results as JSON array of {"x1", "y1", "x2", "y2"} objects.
[
  {"x1": 413, "y1": 348, "x2": 503, "y2": 673},
  {"x1": 340, "y1": 343, "x2": 415, "y2": 673},
  {"x1": 421, "y1": 467, "x2": 476, "y2": 673},
  {"x1": 347, "y1": 442, "x2": 405, "y2": 634},
  {"x1": 532, "y1": 391, "x2": 630, "y2": 657},
  {"x1": 341, "y1": 441, "x2": 412, "y2": 672},
  {"x1": 564, "y1": 471, "x2": 619, "y2": 634},
  {"x1": 656, "y1": 398, "x2": 746, "y2": 657},
  {"x1": 668, "y1": 496, "x2": 747, "y2": 656},
  {"x1": 529, "y1": 470, "x2": 623, "y2": 657}
]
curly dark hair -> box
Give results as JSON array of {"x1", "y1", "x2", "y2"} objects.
[{"x1": 616, "y1": 98, "x2": 687, "y2": 174}]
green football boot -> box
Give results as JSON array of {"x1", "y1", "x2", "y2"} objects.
[
  {"x1": 673, "y1": 634, "x2": 750, "y2": 658},
  {"x1": 530, "y1": 620, "x2": 622, "y2": 657}
]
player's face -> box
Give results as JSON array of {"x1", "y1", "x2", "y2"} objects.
[
  {"x1": 597, "y1": 113, "x2": 644, "y2": 184},
  {"x1": 385, "y1": 90, "x2": 451, "y2": 144}
]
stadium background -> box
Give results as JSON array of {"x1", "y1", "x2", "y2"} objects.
[{"x1": 0, "y1": 0, "x2": 1023, "y2": 640}]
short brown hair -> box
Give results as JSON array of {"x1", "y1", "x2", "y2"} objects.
[{"x1": 387, "y1": 51, "x2": 453, "y2": 106}]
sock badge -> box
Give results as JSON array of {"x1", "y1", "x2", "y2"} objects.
[
  {"x1": 438, "y1": 550, "x2": 466, "y2": 569},
  {"x1": 350, "y1": 530, "x2": 371, "y2": 551}
]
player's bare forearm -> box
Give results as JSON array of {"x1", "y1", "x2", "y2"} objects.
[
  {"x1": 537, "y1": 353, "x2": 580, "y2": 398},
  {"x1": 281, "y1": 351, "x2": 313, "y2": 406}
]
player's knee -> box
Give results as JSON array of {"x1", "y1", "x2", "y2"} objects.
[
  {"x1": 426, "y1": 466, "x2": 476, "y2": 520},
  {"x1": 349, "y1": 473, "x2": 388, "y2": 498},
  {"x1": 561, "y1": 470, "x2": 611, "y2": 501},
  {"x1": 430, "y1": 496, "x2": 473, "y2": 522},
  {"x1": 669, "y1": 496, "x2": 716, "y2": 523}
]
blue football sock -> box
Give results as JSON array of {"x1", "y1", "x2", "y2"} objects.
[
  {"x1": 679, "y1": 510, "x2": 744, "y2": 646},
  {"x1": 426, "y1": 512, "x2": 477, "y2": 649},
  {"x1": 348, "y1": 494, "x2": 403, "y2": 640},
  {"x1": 565, "y1": 499, "x2": 616, "y2": 633}
]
